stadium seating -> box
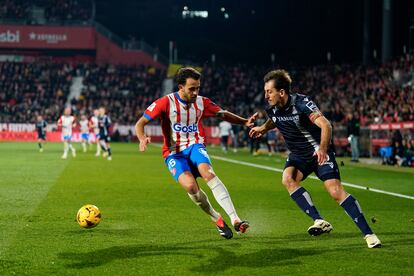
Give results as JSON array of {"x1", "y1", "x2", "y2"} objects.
[
  {"x1": 0, "y1": 62, "x2": 74, "y2": 123},
  {"x1": 0, "y1": 0, "x2": 92, "y2": 22}
]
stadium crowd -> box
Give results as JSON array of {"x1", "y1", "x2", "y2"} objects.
[
  {"x1": 0, "y1": 62, "x2": 74, "y2": 123},
  {"x1": 0, "y1": 0, "x2": 92, "y2": 22},
  {"x1": 1, "y1": 52, "x2": 414, "y2": 163},
  {"x1": 71, "y1": 63, "x2": 164, "y2": 124},
  {"x1": 0, "y1": 0, "x2": 30, "y2": 20},
  {"x1": 43, "y1": 0, "x2": 92, "y2": 22}
]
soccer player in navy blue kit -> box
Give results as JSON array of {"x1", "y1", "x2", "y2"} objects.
[
  {"x1": 98, "y1": 107, "x2": 112, "y2": 161},
  {"x1": 36, "y1": 115, "x2": 47, "y2": 152},
  {"x1": 249, "y1": 70, "x2": 381, "y2": 248}
]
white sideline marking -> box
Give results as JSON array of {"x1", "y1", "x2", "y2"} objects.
[{"x1": 211, "y1": 155, "x2": 414, "y2": 201}]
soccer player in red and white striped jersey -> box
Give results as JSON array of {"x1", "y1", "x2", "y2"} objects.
[{"x1": 136, "y1": 67, "x2": 257, "y2": 239}]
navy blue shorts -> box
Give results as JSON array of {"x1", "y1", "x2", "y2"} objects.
[
  {"x1": 38, "y1": 134, "x2": 46, "y2": 140},
  {"x1": 99, "y1": 135, "x2": 110, "y2": 143},
  {"x1": 284, "y1": 152, "x2": 341, "y2": 181}
]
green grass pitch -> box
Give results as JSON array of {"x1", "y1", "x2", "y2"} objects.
[{"x1": 0, "y1": 142, "x2": 413, "y2": 274}]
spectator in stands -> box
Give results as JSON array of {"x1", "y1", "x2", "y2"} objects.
[
  {"x1": 347, "y1": 111, "x2": 361, "y2": 162},
  {"x1": 392, "y1": 140, "x2": 405, "y2": 166}
]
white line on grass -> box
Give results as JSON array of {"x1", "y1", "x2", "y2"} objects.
[{"x1": 210, "y1": 155, "x2": 414, "y2": 201}]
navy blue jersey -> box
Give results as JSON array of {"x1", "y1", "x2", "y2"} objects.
[
  {"x1": 265, "y1": 93, "x2": 334, "y2": 160},
  {"x1": 36, "y1": 120, "x2": 47, "y2": 136},
  {"x1": 98, "y1": 115, "x2": 111, "y2": 137}
]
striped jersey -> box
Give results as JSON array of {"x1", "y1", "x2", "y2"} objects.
[
  {"x1": 58, "y1": 115, "x2": 76, "y2": 137},
  {"x1": 89, "y1": 116, "x2": 99, "y2": 134},
  {"x1": 265, "y1": 93, "x2": 334, "y2": 159},
  {"x1": 79, "y1": 119, "x2": 89, "y2": 134},
  {"x1": 144, "y1": 92, "x2": 221, "y2": 158}
]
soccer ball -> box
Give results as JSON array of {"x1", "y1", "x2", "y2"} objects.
[{"x1": 76, "y1": 204, "x2": 101, "y2": 228}]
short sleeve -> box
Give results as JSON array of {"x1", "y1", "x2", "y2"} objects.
[
  {"x1": 202, "y1": 97, "x2": 222, "y2": 118},
  {"x1": 297, "y1": 98, "x2": 323, "y2": 123},
  {"x1": 144, "y1": 96, "x2": 169, "y2": 121}
]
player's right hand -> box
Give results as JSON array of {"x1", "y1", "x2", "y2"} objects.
[
  {"x1": 245, "y1": 112, "x2": 258, "y2": 128},
  {"x1": 249, "y1": 127, "x2": 264, "y2": 139},
  {"x1": 139, "y1": 136, "x2": 151, "y2": 152}
]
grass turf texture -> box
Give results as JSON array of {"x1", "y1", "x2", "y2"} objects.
[{"x1": 0, "y1": 142, "x2": 413, "y2": 275}]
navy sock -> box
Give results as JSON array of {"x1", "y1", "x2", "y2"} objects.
[
  {"x1": 38, "y1": 143, "x2": 42, "y2": 149},
  {"x1": 340, "y1": 195, "x2": 373, "y2": 236},
  {"x1": 108, "y1": 148, "x2": 112, "y2": 157},
  {"x1": 290, "y1": 187, "x2": 323, "y2": 221}
]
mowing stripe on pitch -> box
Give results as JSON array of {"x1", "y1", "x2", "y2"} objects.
[{"x1": 211, "y1": 155, "x2": 414, "y2": 201}]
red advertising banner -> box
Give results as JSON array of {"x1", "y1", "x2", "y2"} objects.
[
  {"x1": 0, "y1": 131, "x2": 38, "y2": 141},
  {"x1": 0, "y1": 124, "x2": 220, "y2": 144},
  {"x1": 0, "y1": 25, "x2": 95, "y2": 49},
  {"x1": 369, "y1": 121, "x2": 414, "y2": 130},
  {"x1": 0, "y1": 131, "x2": 97, "y2": 142}
]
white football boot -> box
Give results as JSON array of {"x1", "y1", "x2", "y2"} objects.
[
  {"x1": 364, "y1": 234, "x2": 381, "y2": 248},
  {"x1": 307, "y1": 219, "x2": 333, "y2": 236}
]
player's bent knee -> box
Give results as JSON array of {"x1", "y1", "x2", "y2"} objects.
[
  {"x1": 282, "y1": 175, "x2": 298, "y2": 189},
  {"x1": 198, "y1": 165, "x2": 216, "y2": 182},
  {"x1": 325, "y1": 181, "x2": 347, "y2": 202},
  {"x1": 201, "y1": 173, "x2": 216, "y2": 183},
  {"x1": 181, "y1": 181, "x2": 199, "y2": 194}
]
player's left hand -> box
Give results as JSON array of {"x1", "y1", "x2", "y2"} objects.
[
  {"x1": 314, "y1": 149, "x2": 328, "y2": 165},
  {"x1": 139, "y1": 136, "x2": 151, "y2": 152},
  {"x1": 245, "y1": 112, "x2": 258, "y2": 128}
]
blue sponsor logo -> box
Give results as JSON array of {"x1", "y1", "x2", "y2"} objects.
[{"x1": 173, "y1": 123, "x2": 198, "y2": 133}]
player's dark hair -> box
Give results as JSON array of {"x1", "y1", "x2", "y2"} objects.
[
  {"x1": 175, "y1": 67, "x2": 201, "y2": 86},
  {"x1": 264, "y1": 69, "x2": 292, "y2": 93}
]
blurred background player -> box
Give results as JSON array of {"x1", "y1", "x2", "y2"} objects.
[
  {"x1": 136, "y1": 67, "x2": 256, "y2": 239},
  {"x1": 57, "y1": 107, "x2": 76, "y2": 159},
  {"x1": 79, "y1": 115, "x2": 90, "y2": 153},
  {"x1": 347, "y1": 111, "x2": 360, "y2": 162},
  {"x1": 218, "y1": 120, "x2": 233, "y2": 153},
  {"x1": 98, "y1": 107, "x2": 112, "y2": 161},
  {"x1": 89, "y1": 109, "x2": 101, "y2": 156},
  {"x1": 36, "y1": 115, "x2": 47, "y2": 152},
  {"x1": 231, "y1": 124, "x2": 241, "y2": 153},
  {"x1": 250, "y1": 111, "x2": 266, "y2": 155},
  {"x1": 249, "y1": 69, "x2": 381, "y2": 248},
  {"x1": 266, "y1": 128, "x2": 278, "y2": 156}
]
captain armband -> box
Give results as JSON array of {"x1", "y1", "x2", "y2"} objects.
[{"x1": 309, "y1": 110, "x2": 323, "y2": 123}]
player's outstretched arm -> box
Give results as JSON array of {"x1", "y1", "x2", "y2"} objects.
[
  {"x1": 249, "y1": 118, "x2": 275, "y2": 139},
  {"x1": 135, "y1": 116, "x2": 151, "y2": 152},
  {"x1": 218, "y1": 111, "x2": 258, "y2": 127},
  {"x1": 313, "y1": 116, "x2": 332, "y2": 165}
]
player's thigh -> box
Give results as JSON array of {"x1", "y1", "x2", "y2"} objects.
[
  {"x1": 323, "y1": 179, "x2": 347, "y2": 202},
  {"x1": 282, "y1": 166, "x2": 303, "y2": 190},
  {"x1": 165, "y1": 154, "x2": 192, "y2": 182},
  {"x1": 189, "y1": 145, "x2": 214, "y2": 180},
  {"x1": 315, "y1": 152, "x2": 341, "y2": 182}
]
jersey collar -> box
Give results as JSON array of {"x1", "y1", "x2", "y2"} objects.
[
  {"x1": 282, "y1": 94, "x2": 296, "y2": 110},
  {"x1": 175, "y1": 92, "x2": 190, "y2": 105}
]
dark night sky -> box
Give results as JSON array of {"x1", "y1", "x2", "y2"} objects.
[{"x1": 95, "y1": 0, "x2": 414, "y2": 65}]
